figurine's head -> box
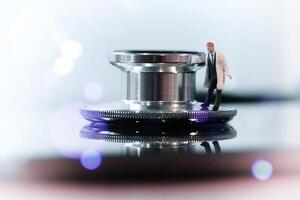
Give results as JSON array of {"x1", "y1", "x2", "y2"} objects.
[{"x1": 206, "y1": 42, "x2": 215, "y2": 53}]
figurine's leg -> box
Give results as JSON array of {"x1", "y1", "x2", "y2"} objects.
[
  {"x1": 202, "y1": 87, "x2": 213, "y2": 107},
  {"x1": 213, "y1": 89, "x2": 222, "y2": 111},
  {"x1": 202, "y1": 79, "x2": 216, "y2": 107}
]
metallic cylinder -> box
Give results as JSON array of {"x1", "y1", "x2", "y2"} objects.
[
  {"x1": 125, "y1": 71, "x2": 195, "y2": 102},
  {"x1": 110, "y1": 50, "x2": 206, "y2": 110}
]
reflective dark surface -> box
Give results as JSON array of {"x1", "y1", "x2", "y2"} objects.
[
  {"x1": 80, "y1": 122, "x2": 237, "y2": 157},
  {"x1": 3, "y1": 101, "x2": 300, "y2": 181}
]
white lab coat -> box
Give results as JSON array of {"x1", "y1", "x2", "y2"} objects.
[{"x1": 203, "y1": 51, "x2": 231, "y2": 90}]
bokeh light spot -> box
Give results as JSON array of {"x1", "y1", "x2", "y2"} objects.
[
  {"x1": 53, "y1": 57, "x2": 74, "y2": 76},
  {"x1": 84, "y1": 82, "x2": 104, "y2": 102},
  {"x1": 61, "y1": 40, "x2": 83, "y2": 59},
  {"x1": 49, "y1": 102, "x2": 86, "y2": 159},
  {"x1": 80, "y1": 149, "x2": 102, "y2": 170},
  {"x1": 251, "y1": 159, "x2": 273, "y2": 181}
]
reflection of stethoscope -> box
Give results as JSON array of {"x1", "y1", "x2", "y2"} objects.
[
  {"x1": 124, "y1": 141, "x2": 222, "y2": 157},
  {"x1": 201, "y1": 141, "x2": 222, "y2": 154},
  {"x1": 80, "y1": 50, "x2": 237, "y2": 125},
  {"x1": 80, "y1": 122, "x2": 237, "y2": 155}
]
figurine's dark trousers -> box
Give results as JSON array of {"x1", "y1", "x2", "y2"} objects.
[{"x1": 203, "y1": 78, "x2": 222, "y2": 110}]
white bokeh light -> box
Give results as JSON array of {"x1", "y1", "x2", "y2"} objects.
[
  {"x1": 53, "y1": 56, "x2": 74, "y2": 76},
  {"x1": 251, "y1": 159, "x2": 273, "y2": 181},
  {"x1": 84, "y1": 82, "x2": 104, "y2": 102},
  {"x1": 60, "y1": 40, "x2": 83, "y2": 59}
]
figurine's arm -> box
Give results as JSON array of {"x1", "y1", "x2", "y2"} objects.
[{"x1": 223, "y1": 54, "x2": 232, "y2": 79}]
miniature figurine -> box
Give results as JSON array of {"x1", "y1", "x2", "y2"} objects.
[{"x1": 201, "y1": 42, "x2": 232, "y2": 111}]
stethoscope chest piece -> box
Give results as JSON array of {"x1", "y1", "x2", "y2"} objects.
[{"x1": 80, "y1": 50, "x2": 237, "y2": 124}]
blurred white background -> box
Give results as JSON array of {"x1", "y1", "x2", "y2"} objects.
[
  {"x1": 0, "y1": 0, "x2": 299, "y2": 109},
  {"x1": 0, "y1": 0, "x2": 300, "y2": 160}
]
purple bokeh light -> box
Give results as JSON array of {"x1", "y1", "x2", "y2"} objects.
[{"x1": 80, "y1": 149, "x2": 102, "y2": 170}]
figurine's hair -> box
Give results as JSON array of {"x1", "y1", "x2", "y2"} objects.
[{"x1": 206, "y1": 42, "x2": 215, "y2": 46}]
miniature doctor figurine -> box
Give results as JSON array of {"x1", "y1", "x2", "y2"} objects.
[{"x1": 201, "y1": 42, "x2": 232, "y2": 111}]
